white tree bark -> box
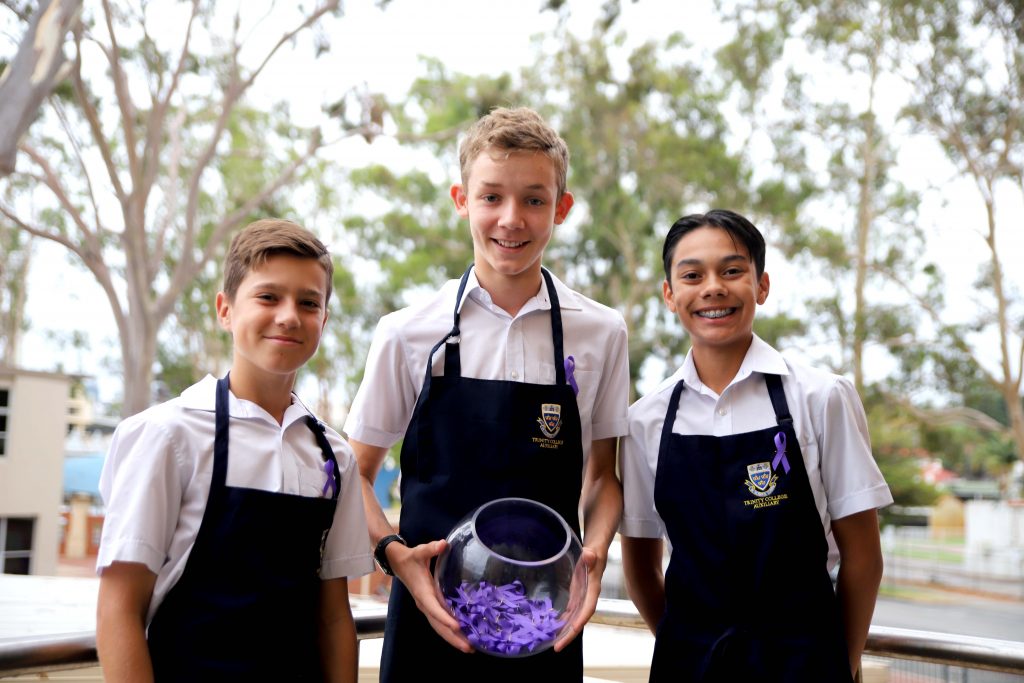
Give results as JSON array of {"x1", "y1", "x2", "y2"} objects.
[{"x1": 0, "y1": 0, "x2": 82, "y2": 175}]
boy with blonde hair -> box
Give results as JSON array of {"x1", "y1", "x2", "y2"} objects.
[{"x1": 345, "y1": 107, "x2": 630, "y2": 681}]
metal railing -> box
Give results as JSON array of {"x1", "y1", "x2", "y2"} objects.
[{"x1": 3, "y1": 599, "x2": 1024, "y2": 679}]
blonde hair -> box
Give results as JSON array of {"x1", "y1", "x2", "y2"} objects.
[
  {"x1": 458, "y1": 107, "x2": 569, "y2": 196},
  {"x1": 222, "y1": 219, "x2": 333, "y2": 302}
]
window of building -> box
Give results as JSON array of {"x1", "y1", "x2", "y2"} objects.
[
  {"x1": 0, "y1": 517, "x2": 34, "y2": 575},
  {"x1": 0, "y1": 387, "x2": 8, "y2": 457}
]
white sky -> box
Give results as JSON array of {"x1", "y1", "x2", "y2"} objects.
[{"x1": 11, "y1": 0, "x2": 1023, "y2": 406}]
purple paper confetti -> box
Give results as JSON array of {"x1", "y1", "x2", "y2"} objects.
[{"x1": 445, "y1": 579, "x2": 566, "y2": 656}]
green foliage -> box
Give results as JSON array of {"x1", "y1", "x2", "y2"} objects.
[{"x1": 865, "y1": 402, "x2": 942, "y2": 507}]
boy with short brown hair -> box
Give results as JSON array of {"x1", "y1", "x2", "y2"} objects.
[{"x1": 96, "y1": 219, "x2": 373, "y2": 682}]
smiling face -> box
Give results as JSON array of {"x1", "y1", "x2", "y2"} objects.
[
  {"x1": 216, "y1": 254, "x2": 329, "y2": 387},
  {"x1": 451, "y1": 147, "x2": 574, "y2": 292},
  {"x1": 663, "y1": 225, "x2": 769, "y2": 360}
]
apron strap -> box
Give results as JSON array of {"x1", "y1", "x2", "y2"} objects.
[
  {"x1": 764, "y1": 374, "x2": 794, "y2": 426},
  {"x1": 213, "y1": 375, "x2": 232, "y2": 491},
  {"x1": 305, "y1": 416, "x2": 341, "y2": 501},
  {"x1": 658, "y1": 380, "x2": 687, "y2": 458},
  {"x1": 541, "y1": 268, "x2": 567, "y2": 385},
  {"x1": 412, "y1": 266, "x2": 473, "y2": 420},
  {"x1": 425, "y1": 265, "x2": 568, "y2": 387}
]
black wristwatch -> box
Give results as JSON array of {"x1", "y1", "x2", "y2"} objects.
[{"x1": 373, "y1": 533, "x2": 407, "y2": 576}]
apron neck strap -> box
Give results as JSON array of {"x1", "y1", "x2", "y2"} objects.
[
  {"x1": 658, "y1": 374, "x2": 793, "y2": 450},
  {"x1": 215, "y1": 373, "x2": 340, "y2": 500},
  {"x1": 658, "y1": 379, "x2": 687, "y2": 457},
  {"x1": 429, "y1": 265, "x2": 567, "y2": 383},
  {"x1": 214, "y1": 374, "x2": 232, "y2": 490},
  {"x1": 764, "y1": 374, "x2": 794, "y2": 426}
]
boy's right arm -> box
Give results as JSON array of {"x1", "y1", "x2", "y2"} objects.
[
  {"x1": 96, "y1": 561, "x2": 157, "y2": 683},
  {"x1": 620, "y1": 536, "x2": 666, "y2": 634},
  {"x1": 349, "y1": 439, "x2": 471, "y2": 653}
]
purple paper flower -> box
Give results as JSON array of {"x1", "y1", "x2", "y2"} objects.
[{"x1": 444, "y1": 579, "x2": 567, "y2": 656}]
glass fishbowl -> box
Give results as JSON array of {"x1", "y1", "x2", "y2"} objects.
[{"x1": 433, "y1": 497, "x2": 587, "y2": 658}]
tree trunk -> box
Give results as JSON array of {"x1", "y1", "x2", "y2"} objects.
[
  {"x1": 0, "y1": 0, "x2": 82, "y2": 175},
  {"x1": 852, "y1": 51, "x2": 880, "y2": 398},
  {"x1": 119, "y1": 308, "x2": 158, "y2": 417}
]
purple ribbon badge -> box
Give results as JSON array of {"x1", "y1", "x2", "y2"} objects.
[
  {"x1": 564, "y1": 355, "x2": 579, "y2": 396},
  {"x1": 322, "y1": 460, "x2": 336, "y2": 498},
  {"x1": 771, "y1": 431, "x2": 790, "y2": 474}
]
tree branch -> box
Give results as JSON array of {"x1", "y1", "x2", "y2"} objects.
[
  {"x1": 70, "y1": 29, "x2": 127, "y2": 201},
  {"x1": 238, "y1": 0, "x2": 340, "y2": 91},
  {"x1": 18, "y1": 143, "x2": 96, "y2": 242},
  {"x1": 140, "y1": 0, "x2": 200, "y2": 231},
  {"x1": 52, "y1": 99, "x2": 103, "y2": 232},
  {"x1": 0, "y1": 0, "x2": 83, "y2": 175},
  {"x1": 99, "y1": 0, "x2": 139, "y2": 177}
]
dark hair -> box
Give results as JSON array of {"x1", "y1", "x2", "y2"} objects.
[{"x1": 662, "y1": 209, "x2": 766, "y2": 284}]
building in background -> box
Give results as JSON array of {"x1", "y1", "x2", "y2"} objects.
[{"x1": 0, "y1": 367, "x2": 72, "y2": 576}]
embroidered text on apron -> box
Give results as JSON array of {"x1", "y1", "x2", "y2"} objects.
[
  {"x1": 380, "y1": 266, "x2": 585, "y2": 682},
  {"x1": 649, "y1": 374, "x2": 852, "y2": 683},
  {"x1": 147, "y1": 375, "x2": 341, "y2": 681}
]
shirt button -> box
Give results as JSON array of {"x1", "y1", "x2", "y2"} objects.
[
  {"x1": 511, "y1": 371, "x2": 519, "y2": 380},
  {"x1": 717, "y1": 407, "x2": 727, "y2": 416}
]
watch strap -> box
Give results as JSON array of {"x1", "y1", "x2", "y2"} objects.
[{"x1": 373, "y1": 533, "x2": 407, "y2": 576}]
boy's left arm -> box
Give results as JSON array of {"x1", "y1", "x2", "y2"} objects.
[
  {"x1": 832, "y1": 508, "x2": 884, "y2": 679},
  {"x1": 319, "y1": 577, "x2": 358, "y2": 683},
  {"x1": 554, "y1": 436, "x2": 622, "y2": 651}
]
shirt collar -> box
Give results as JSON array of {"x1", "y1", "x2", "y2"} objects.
[
  {"x1": 178, "y1": 374, "x2": 309, "y2": 427},
  {"x1": 459, "y1": 266, "x2": 583, "y2": 315},
  {"x1": 669, "y1": 334, "x2": 789, "y2": 396}
]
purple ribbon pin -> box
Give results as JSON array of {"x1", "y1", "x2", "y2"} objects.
[
  {"x1": 772, "y1": 432, "x2": 790, "y2": 474},
  {"x1": 564, "y1": 355, "x2": 579, "y2": 396},
  {"x1": 322, "y1": 460, "x2": 336, "y2": 498}
]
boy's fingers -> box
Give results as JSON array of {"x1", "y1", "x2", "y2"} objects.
[{"x1": 425, "y1": 612, "x2": 473, "y2": 653}]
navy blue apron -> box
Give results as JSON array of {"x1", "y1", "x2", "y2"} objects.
[
  {"x1": 650, "y1": 374, "x2": 852, "y2": 683},
  {"x1": 380, "y1": 266, "x2": 585, "y2": 682},
  {"x1": 147, "y1": 375, "x2": 341, "y2": 681}
]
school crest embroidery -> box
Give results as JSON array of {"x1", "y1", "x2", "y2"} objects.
[
  {"x1": 744, "y1": 461, "x2": 777, "y2": 497},
  {"x1": 537, "y1": 403, "x2": 562, "y2": 438}
]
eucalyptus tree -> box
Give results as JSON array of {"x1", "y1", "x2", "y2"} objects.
[
  {"x1": 900, "y1": 0, "x2": 1024, "y2": 462},
  {"x1": 0, "y1": 0, "x2": 82, "y2": 176},
  {"x1": 0, "y1": 0, "x2": 380, "y2": 416},
  {"x1": 716, "y1": 0, "x2": 929, "y2": 396},
  {"x1": 0, "y1": 220, "x2": 31, "y2": 365}
]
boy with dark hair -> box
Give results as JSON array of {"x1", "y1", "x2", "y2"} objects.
[
  {"x1": 620, "y1": 209, "x2": 892, "y2": 682},
  {"x1": 345, "y1": 107, "x2": 630, "y2": 681},
  {"x1": 96, "y1": 219, "x2": 374, "y2": 682}
]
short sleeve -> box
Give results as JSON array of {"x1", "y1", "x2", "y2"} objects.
[
  {"x1": 817, "y1": 376, "x2": 893, "y2": 520},
  {"x1": 619, "y1": 398, "x2": 666, "y2": 539},
  {"x1": 590, "y1": 315, "x2": 630, "y2": 441},
  {"x1": 319, "y1": 435, "x2": 375, "y2": 579},
  {"x1": 97, "y1": 416, "x2": 186, "y2": 574},
  {"x1": 343, "y1": 314, "x2": 419, "y2": 447}
]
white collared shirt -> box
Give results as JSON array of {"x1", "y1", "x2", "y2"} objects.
[
  {"x1": 620, "y1": 335, "x2": 893, "y2": 570},
  {"x1": 97, "y1": 375, "x2": 375, "y2": 624},
  {"x1": 344, "y1": 269, "x2": 630, "y2": 465}
]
